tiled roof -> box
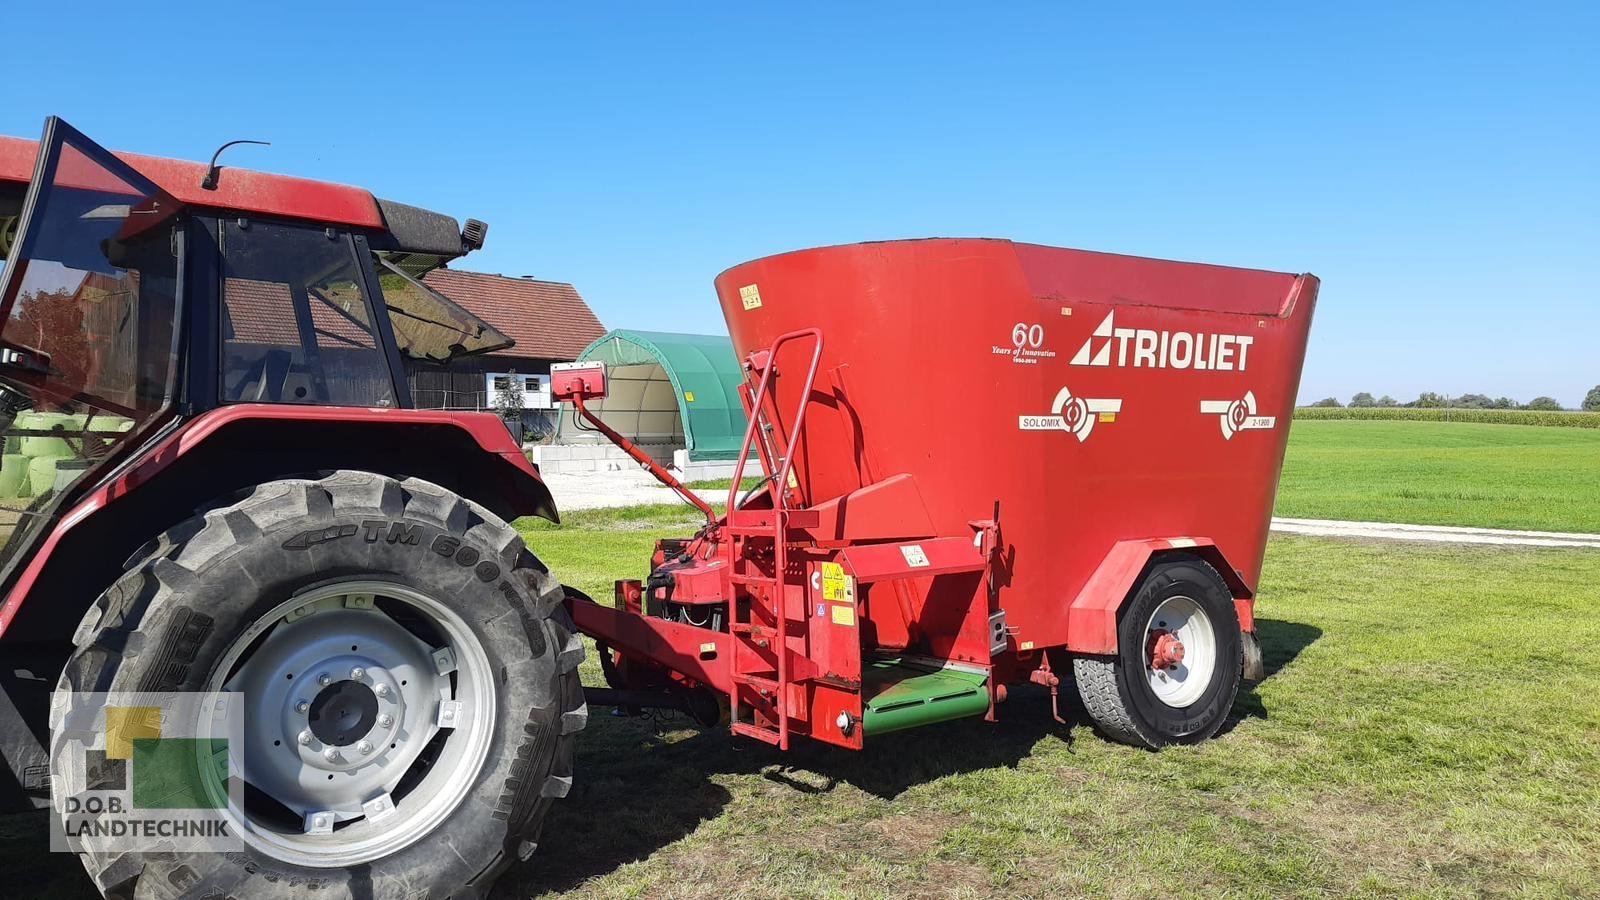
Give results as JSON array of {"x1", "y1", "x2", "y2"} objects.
[
  {"x1": 222, "y1": 279, "x2": 377, "y2": 347},
  {"x1": 422, "y1": 269, "x2": 605, "y2": 361}
]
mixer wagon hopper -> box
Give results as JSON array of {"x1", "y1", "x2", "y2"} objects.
[{"x1": 563, "y1": 237, "x2": 1318, "y2": 751}]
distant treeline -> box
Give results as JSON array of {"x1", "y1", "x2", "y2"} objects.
[
  {"x1": 1293, "y1": 407, "x2": 1600, "y2": 428},
  {"x1": 1305, "y1": 390, "x2": 1600, "y2": 412}
]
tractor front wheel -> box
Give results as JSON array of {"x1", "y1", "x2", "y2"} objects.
[
  {"x1": 50, "y1": 471, "x2": 585, "y2": 898},
  {"x1": 1072, "y1": 554, "x2": 1242, "y2": 749}
]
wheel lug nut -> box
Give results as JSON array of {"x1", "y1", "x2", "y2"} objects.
[
  {"x1": 323, "y1": 748, "x2": 341, "y2": 762},
  {"x1": 357, "y1": 740, "x2": 373, "y2": 755},
  {"x1": 317, "y1": 672, "x2": 331, "y2": 686},
  {"x1": 378, "y1": 714, "x2": 393, "y2": 728},
  {"x1": 350, "y1": 666, "x2": 365, "y2": 680},
  {"x1": 294, "y1": 700, "x2": 309, "y2": 714},
  {"x1": 297, "y1": 729, "x2": 313, "y2": 745},
  {"x1": 374, "y1": 684, "x2": 390, "y2": 699}
]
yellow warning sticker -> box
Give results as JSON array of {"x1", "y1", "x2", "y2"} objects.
[
  {"x1": 786, "y1": 468, "x2": 799, "y2": 490},
  {"x1": 820, "y1": 562, "x2": 853, "y2": 602},
  {"x1": 830, "y1": 604, "x2": 856, "y2": 626},
  {"x1": 740, "y1": 284, "x2": 763, "y2": 310},
  {"x1": 684, "y1": 391, "x2": 695, "y2": 402},
  {"x1": 1020, "y1": 640, "x2": 1035, "y2": 651},
  {"x1": 1098, "y1": 411, "x2": 1116, "y2": 423}
]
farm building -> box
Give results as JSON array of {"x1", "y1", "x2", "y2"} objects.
[{"x1": 408, "y1": 269, "x2": 606, "y2": 438}]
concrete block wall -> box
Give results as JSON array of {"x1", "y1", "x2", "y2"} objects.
[
  {"x1": 529, "y1": 442, "x2": 675, "y2": 474},
  {"x1": 671, "y1": 450, "x2": 765, "y2": 483}
]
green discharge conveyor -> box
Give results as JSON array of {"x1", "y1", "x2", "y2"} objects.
[{"x1": 861, "y1": 657, "x2": 991, "y2": 737}]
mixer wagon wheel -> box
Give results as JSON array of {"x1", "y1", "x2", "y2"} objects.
[
  {"x1": 1072, "y1": 554, "x2": 1243, "y2": 749},
  {"x1": 50, "y1": 471, "x2": 586, "y2": 899}
]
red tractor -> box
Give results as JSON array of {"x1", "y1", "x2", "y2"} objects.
[
  {"x1": 0, "y1": 119, "x2": 582, "y2": 896},
  {"x1": 0, "y1": 118, "x2": 1318, "y2": 899}
]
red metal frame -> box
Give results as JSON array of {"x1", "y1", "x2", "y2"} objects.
[{"x1": 723, "y1": 328, "x2": 822, "y2": 748}]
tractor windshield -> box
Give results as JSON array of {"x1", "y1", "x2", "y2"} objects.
[{"x1": 0, "y1": 121, "x2": 181, "y2": 571}]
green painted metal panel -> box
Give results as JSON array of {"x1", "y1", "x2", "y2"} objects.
[
  {"x1": 861, "y1": 658, "x2": 990, "y2": 737},
  {"x1": 575, "y1": 330, "x2": 751, "y2": 461}
]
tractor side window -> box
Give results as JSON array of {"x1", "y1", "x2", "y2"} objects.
[{"x1": 220, "y1": 221, "x2": 395, "y2": 407}]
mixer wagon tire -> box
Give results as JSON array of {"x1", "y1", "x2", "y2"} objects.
[
  {"x1": 1072, "y1": 554, "x2": 1242, "y2": 749},
  {"x1": 49, "y1": 471, "x2": 586, "y2": 899}
]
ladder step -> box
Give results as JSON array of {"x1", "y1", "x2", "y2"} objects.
[
  {"x1": 733, "y1": 673, "x2": 780, "y2": 693},
  {"x1": 731, "y1": 721, "x2": 782, "y2": 745},
  {"x1": 730, "y1": 622, "x2": 774, "y2": 637},
  {"x1": 729, "y1": 574, "x2": 771, "y2": 586}
]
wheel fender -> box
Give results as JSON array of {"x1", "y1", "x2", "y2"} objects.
[
  {"x1": 1065, "y1": 537, "x2": 1254, "y2": 655},
  {"x1": 0, "y1": 405, "x2": 558, "y2": 642}
]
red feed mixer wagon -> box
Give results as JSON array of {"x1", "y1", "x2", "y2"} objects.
[
  {"x1": 0, "y1": 116, "x2": 1315, "y2": 899},
  {"x1": 563, "y1": 239, "x2": 1317, "y2": 751}
]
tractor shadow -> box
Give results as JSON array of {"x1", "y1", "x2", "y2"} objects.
[
  {"x1": 505, "y1": 693, "x2": 1071, "y2": 896},
  {"x1": 506, "y1": 617, "x2": 1324, "y2": 895}
]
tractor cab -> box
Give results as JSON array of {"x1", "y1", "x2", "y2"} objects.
[{"x1": 0, "y1": 117, "x2": 510, "y2": 609}]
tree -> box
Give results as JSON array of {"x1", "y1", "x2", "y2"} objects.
[
  {"x1": 1349, "y1": 392, "x2": 1376, "y2": 407},
  {"x1": 1453, "y1": 393, "x2": 1492, "y2": 409},
  {"x1": 1411, "y1": 392, "x2": 1448, "y2": 408},
  {"x1": 1584, "y1": 385, "x2": 1600, "y2": 412},
  {"x1": 1491, "y1": 397, "x2": 1518, "y2": 409},
  {"x1": 1376, "y1": 395, "x2": 1399, "y2": 407},
  {"x1": 1524, "y1": 396, "x2": 1563, "y2": 411},
  {"x1": 493, "y1": 369, "x2": 526, "y2": 421},
  {"x1": 1309, "y1": 397, "x2": 1342, "y2": 408}
]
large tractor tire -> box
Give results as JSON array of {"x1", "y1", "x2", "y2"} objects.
[
  {"x1": 1072, "y1": 554, "x2": 1242, "y2": 749},
  {"x1": 50, "y1": 471, "x2": 585, "y2": 899}
]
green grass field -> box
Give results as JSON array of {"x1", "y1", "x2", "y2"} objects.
[
  {"x1": 1274, "y1": 420, "x2": 1600, "y2": 533},
  {"x1": 486, "y1": 508, "x2": 1600, "y2": 897},
  {"x1": 1294, "y1": 407, "x2": 1600, "y2": 428}
]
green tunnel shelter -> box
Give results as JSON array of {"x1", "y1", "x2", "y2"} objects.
[{"x1": 560, "y1": 330, "x2": 750, "y2": 462}]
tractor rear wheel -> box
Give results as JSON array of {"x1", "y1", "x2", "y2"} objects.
[
  {"x1": 1072, "y1": 554, "x2": 1242, "y2": 749},
  {"x1": 50, "y1": 471, "x2": 585, "y2": 898}
]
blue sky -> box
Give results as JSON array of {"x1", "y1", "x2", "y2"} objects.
[{"x1": 7, "y1": 3, "x2": 1596, "y2": 405}]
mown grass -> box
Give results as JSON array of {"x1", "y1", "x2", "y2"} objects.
[
  {"x1": 1275, "y1": 419, "x2": 1600, "y2": 534},
  {"x1": 491, "y1": 507, "x2": 1600, "y2": 898},
  {"x1": 7, "y1": 505, "x2": 1596, "y2": 897},
  {"x1": 1294, "y1": 407, "x2": 1600, "y2": 428},
  {"x1": 680, "y1": 476, "x2": 763, "y2": 491}
]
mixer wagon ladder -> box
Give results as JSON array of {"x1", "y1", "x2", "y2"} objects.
[{"x1": 723, "y1": 329, "x2": 823, "y2": 749}]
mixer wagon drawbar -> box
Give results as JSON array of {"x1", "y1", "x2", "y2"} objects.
[{"x1": 0, "y1": 117, "x2": 1315, "y2": 898}]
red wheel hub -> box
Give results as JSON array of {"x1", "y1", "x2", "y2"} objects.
[{"x1": 1148, "y1": 631, "x2": 1186, "y2": 670}]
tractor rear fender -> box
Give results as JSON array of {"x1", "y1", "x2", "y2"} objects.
[
  {"x1": 0, "y1": 404, "x2": 557, "y2": 645},
  {"x1": 1064, "y1": 538, "x2": 1254, "y2": 655}
]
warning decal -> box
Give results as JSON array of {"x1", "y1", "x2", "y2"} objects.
[
  {"x1": 900, "y1": 545, "x2": 930, "y2": 568},
  {"x1": 820, "y1": 562, "x2": 854, "y2": 602},
  {"x1": 739, "y1": 284, "x2": 763, "y2": 310}
]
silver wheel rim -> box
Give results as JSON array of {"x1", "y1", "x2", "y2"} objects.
[
  {"x1": 207, "y1": 581, "x2": 496, "y2": 868},
  {"x1": 1143, "y1": 595, "x2": 1216, "y2": 708}
]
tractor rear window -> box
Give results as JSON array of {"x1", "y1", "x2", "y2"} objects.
[{"x1": 219, "y1": 221, "x2": 395, "y2": 407}]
